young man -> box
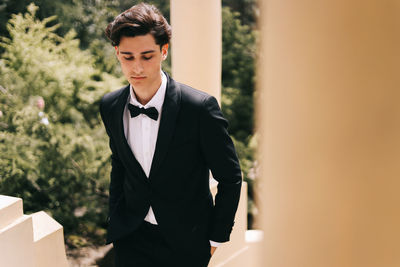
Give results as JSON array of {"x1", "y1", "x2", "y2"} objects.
[{"x1": 100, "y1": 3, "x2": 242, "y2": 267}]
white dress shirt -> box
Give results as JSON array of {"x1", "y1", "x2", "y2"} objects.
[{"x1": 122, "y1": 70, "x2": 221, "y2": 247}]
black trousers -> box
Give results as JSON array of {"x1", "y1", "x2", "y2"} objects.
[{"x1": 113, "y1": 221, "x2": 211, "y2": 267}]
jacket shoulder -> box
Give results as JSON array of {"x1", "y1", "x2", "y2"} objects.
[
  {"x1": 176, "y1": 82, "x2": 214, "y2": 107},
  {"x1": 100, "y1": 85, "x2": 128, "y2": 111}
]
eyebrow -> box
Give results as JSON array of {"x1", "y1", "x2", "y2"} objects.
[{"x1": 120, "y1": 50, "x2": 156, "y2": 55}]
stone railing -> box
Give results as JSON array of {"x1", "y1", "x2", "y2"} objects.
[{"x1": 0, "y1": 195, "x2": 68, "y2": 267}]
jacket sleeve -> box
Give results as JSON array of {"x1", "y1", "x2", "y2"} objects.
[
  {"x1": 199, "y1": 95, "x2": 242, "y2": 242},
  {"x1": 99, "y1": 98, "x2": 125, "y2": 219}
]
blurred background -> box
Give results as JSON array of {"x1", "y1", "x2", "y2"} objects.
[{"x1": 0, "y1": 0, "x2": 258, "y2": 265}]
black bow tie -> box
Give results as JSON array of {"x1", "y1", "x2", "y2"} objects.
[{"x1": 128, "y1": 104, "x2": 159, "y2": 121}]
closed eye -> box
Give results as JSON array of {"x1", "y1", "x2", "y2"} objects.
[
  {"x1": 143, "y1": 56, "x2": 153, "y2": 60},
  {"x1": 124, "y1": 57, "x2": 134, "y2": 61}
]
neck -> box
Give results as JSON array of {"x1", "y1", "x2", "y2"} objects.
[
  {"x1": 132, "y1": 75, "x2": 162, "y2": 105},
  {"x1": 134, "y1": 90, "x2": 156, "y2": 106}
]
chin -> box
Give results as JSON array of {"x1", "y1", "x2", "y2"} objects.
[
  {"x1": 129, "y1": 79, "x2": 141, "y2": 84},
  {"x1": 130, "y1": 81, "x2": 146, "y2": 89}
]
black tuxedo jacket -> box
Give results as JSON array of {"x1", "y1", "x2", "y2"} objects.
[{"x1": 99, "y1": 73, "x2": 242, "y2": 252}]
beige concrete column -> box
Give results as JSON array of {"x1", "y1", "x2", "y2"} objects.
[
  {"x1": 257, "y1": 1, "x2": 400, "y2": 267},
  {"x1": 170, "y1": 0, "x2": 222, "y2": 101}
]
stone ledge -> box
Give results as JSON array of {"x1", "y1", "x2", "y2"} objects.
[
  {"x1": 31, "y1": 211, "x2": 63, "y2": 241},
  {"x1": 0, "y1": 195, "x2": 23, "y2": 230}
]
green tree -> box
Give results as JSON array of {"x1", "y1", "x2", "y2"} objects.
[
  {"x1": 221, "y1": 6, "x2": 258, "y2": 227},
  {"x1": 222, "y1": 0, "x2": 257, "y2": 26},
  {"x1": 221, "y1": 6, "x2": 257, "y2": 142},
  {"x1": 0, "y1": 4, "x2": 122, "y2": 246}
]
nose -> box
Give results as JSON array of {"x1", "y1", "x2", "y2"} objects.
[{"x1": 132, "y1": 60, "x2": 143, "y2": 74}]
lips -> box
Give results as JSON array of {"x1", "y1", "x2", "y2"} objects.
[{"x1": 132, "y1": 76, "x2": 146, "y2": 80}]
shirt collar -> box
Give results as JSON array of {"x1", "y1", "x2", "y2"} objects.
[{"x1": 128, "y1": 70, "x2": 167, "y2": 112}]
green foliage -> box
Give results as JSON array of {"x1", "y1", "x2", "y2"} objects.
[
  {"x1": 56, "y1": 0, "x2": 122, "y2": 76},
  {"x1": 0, "y1": 4, "x2": 122, "y2": 246},
  {"x1": 221, "y1": 7, "x2": 258, "y2": 228},
  {"x1": 222, "y1": 0, "x2": 257, "y2": 26},
  {"x1": 221, "y1": 7, "x2": 257, "y2": 143},
  {"x1": 221, "y1": 6, "x2": 257, "y2": 173}
]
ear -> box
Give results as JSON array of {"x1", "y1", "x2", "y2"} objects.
[
  {"x1": 161, "y1": 44, "x2": 169, "y2": 60},
  {"x1": 115, "y1": 46, "x2": 119, "y2": 56}
]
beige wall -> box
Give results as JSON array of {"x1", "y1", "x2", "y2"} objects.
[
  {"x1": 170, "y1": 0, "x2": 222, "y2": 101},
  {"x1": 257, "y1": 1, "x2": 400, "y2": 267}
]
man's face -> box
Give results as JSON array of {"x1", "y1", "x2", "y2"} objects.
[{"x1": 116, "y1": 34, "x2": 168, "y2": 92}]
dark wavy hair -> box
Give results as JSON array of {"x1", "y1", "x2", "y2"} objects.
[{"x1": 105, "y1": 3, "x2": 171, "y2": 49}]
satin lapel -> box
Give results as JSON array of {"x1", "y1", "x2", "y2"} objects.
[
  {"x1": 111, "y1": 85, "x2": 148, "y2": 181},
  {"x1": 149, "y1": 75, "x2": 181, "y2": 179}
]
